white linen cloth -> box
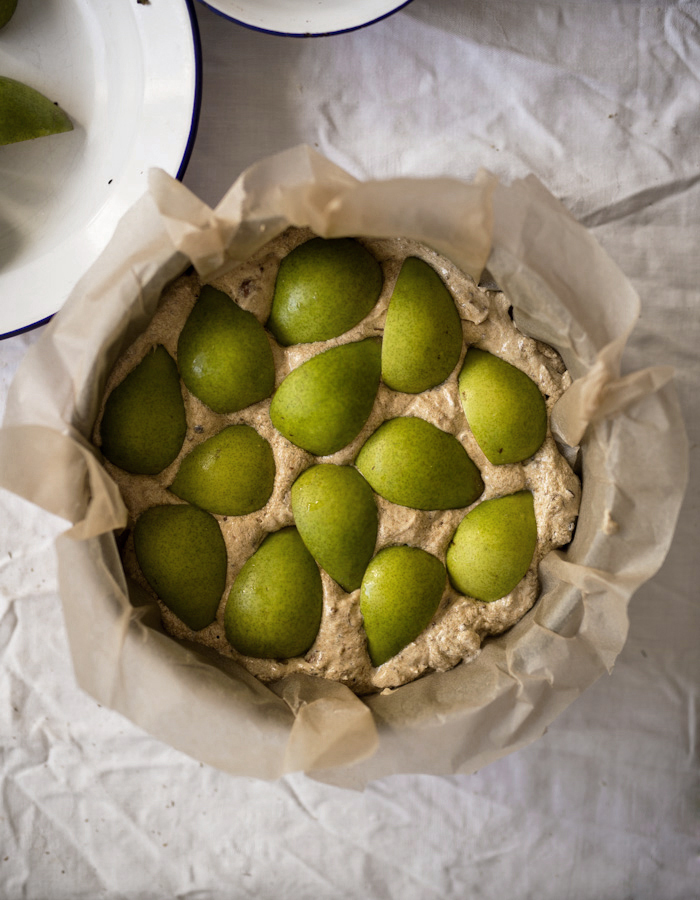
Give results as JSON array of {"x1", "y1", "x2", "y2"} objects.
[{"x1": 0, "y1": 1, "x2": 698, "y2": 897}]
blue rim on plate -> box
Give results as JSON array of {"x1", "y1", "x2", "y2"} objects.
[
  {"x1": 196, "y1": 0, "x2": 414, "y2": 38},
  {"x1": 0, "y1": 0, "x2": 202, "y2": 340}
]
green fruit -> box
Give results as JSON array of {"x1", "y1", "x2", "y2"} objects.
[
  {"x1": 458, "y1": 348, "x2": 547, "y2": 465},
  {"x1": 170, "y1": 425, "x2": 275, "y2": 516},
  {"x1": 100, "y1": 345, "x2": 186, "y2": 475},
  {"x1": 382, "y1": 256, "x2": 463, "y2": 393},
  {"x1": 224, "y1": 527, "x2": 323, "y2": 659},
  {"x1": 267, "y1": 237, "x2": 383, "y2": 345},
  {"x1": 0, "y1": 0, "x2": 18, "y2": 29},
  {"x1": 355, "y1": 417, "x2": 483, "y2": 510},
  {"x1": 134, "y1": 504, "x2": 227, "y2": 631},
  {"x1": 446, "y1": 491, "x2": 537, "y2": 601},
  {"x1": 291, "y1": 464, "x2": 378, "y2": 592},
  {"x1": 360, "y1": 545, "x2": 445, "y2": 666},
  {"x1": 0, "y1": 76, "x2": 73, "y2": 145},
  {"x1": 270, "y1": 339, "x2": 381, "y2": 456},
  {"x1": 177, "y1": 286, "x2": 275, "y2": 414}
]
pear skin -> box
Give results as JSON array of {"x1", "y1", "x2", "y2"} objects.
[
  {"x1": 0, "y1": 0, "x2": 18, "y2": 29},
  {"x1": 0, "y1": 76, "x2": 73, "y2": 145},
  {"x1": 177, "y1": 286, "x2": 275, "y2": 414},
  {"x1": 268, "y1": 237, "x2": 383, "y2": 345},
  {"x1": 291, "y1": 463, "x2": 378, "y2": 592},
  {"x1": 446, "y1": 491, "x2": 537, "y2": 601},
  {"x1": 458, "y1": 348, "x2": 547, "y2": 465},
  {"x1": 355, "y1": 416, "x2": 483, "y2": 510},
  {"x1": 382, "y1": 256, "x2": 463, "y2": 393},
  {"x1": 100, "y1": 345, "x2": 186, "y2": 475},
  {"x1": 224, "y1": 527, "x2": 323, "y2": 659},
  {"x1": 270, "y1": 338, "x2": 381, "y2": 456},
  {"x1": 170, "y1": 425, "x2": 275, "y2": 516},
  {"x1": 133, "y1": 504, "x2": 227, "y2": 631},
  {"x1": 360, "y1": 545, "x2": 446, "y2": 666}
]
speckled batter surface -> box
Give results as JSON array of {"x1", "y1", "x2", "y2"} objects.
[{"x1": 95, "y1": 228, "x2": 581, "y2": 695}]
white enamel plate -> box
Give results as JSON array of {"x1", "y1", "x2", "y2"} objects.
[
  {"x1": 199, "y1": 0, "x2": 413, "y2": 37},
  {"x1": 0, "y1": 0, "x2": 201, "y2": 338}
]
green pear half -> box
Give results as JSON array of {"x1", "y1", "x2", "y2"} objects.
[
  {"x1": 355, "y1": 416, "x2": 483, "y2": 510},
  {"x1": 224, "y1": 527, "x2": 323, "y2": 659},
  {"x1": 291, "y1": 463, "x2": 378, "y2": 592},
  {"x1": 177, "y1": 286, "x2": 275, "y2": 414},
  {"x1": 0, "y1": 0, "x2": 18, "y2": 29},
  {"x1": 267, "y1": 237, "x2": 383, "y2": 345},
  {"x1": 100, "y1": 345, "x2": 186, "y2": 475},
  {"x1": 446, "y1": 491, "x2": 537, "y2": 602},
  {"x1": 360, "y1": 545, "x2": 446, "y2": 667},
  {"x1": 170, "y1": 425, "x2": 275, "y2": 516},
  {"x1": 458, "y1": 348, "x2": 547, "y2": 465},
  {"x1": 0, "y1": 76, "x2": 73, "y2": 145},
  {"x1": 382, "y1": 256, "x2": 463, "y2": 393},
  {"x1": 269, "y1": 338, "x2": 381, "y2": 456},
  {"x1": 133, "y1": 504, "x2": 227, "y2": 631}
]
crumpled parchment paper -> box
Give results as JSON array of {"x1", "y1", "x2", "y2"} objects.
[{"x1": 0, "y1": 145, "x2": 688, "y2": 788}]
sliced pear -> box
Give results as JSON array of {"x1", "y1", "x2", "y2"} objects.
[
  {"x1": 224, "y1": 527, "x2": 323, "y2": 659},
  {"x1": 382, "y1": 256, "x2": 463, "y2": 393},
  {"x1": 133, "y1": 504, "x2": 227, "y2": 631},
  {"x1": 0, "y1": 0, "x2": 18, "y2": 29},
  {"x1": 100, "y1": 345, "x2": 186, "y2": 475},
  {"x1": 170, "y1": 425, "x2": 275, "y2": 517},
  {"x1": 269, "y1": 338, "x2": 381, "y2": 456},
  {"x1": 291, "y1": 463, "x2": 378, "y2": 592},
  {"x1": 355, "y1": 416, "x2": 483, "y2": 510},
  {"x1": 458, "y1": 348, "x2": 547, "y2": 465},
  {"x1": 267, "y1": 237, "x2": 383, "y2": 345},
  {"x1": 0, "y1": 76, "x2": 73, "y2": 145},
  {"x1": 360, "y1": 545, "x2": 445, "y2": 667},
  {"x1": 446, "y1": 491, "x2": 537, "y2": 601},
  {"x1": 177, "y1": 286, "x2": 275, "y2": 414}
]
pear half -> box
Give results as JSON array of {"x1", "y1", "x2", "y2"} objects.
[
  {"x1": 0, "y1": 76, "x2": 73, "y2": 145},
  {"x1": 458, "y1": 348, "x2": 547, "y2": 465},
  {"x1": 177, "y1": 286, "x2": 275, "y2": 414},
  {"x1": 224, "y1": 527, "x2": 323, "y2": 660},
  {"x1": 270, "y1": 338, "x2": 381, "y2": 456},
  {"x1": 446, "y1": 491, "x2": 537, "y2": 602},
  {"x1": 100, "y1": 345, "x2": 186, "y2": 476},
  {"x1": 381, "y1": 256, "x2": 463, "y2": 393},
  {"x1": 355, "y1": 416, "x2": 483, "y2": 510},
  {"x1": 360, "y1": 545, "x2": 446, "y2": 667},
  {"x1": 291, "y1": 463, "x2": 378, "y2": 592},
  {"x1": 268, "y1": 237, "x2": 383, "y2": 346},
  {"x1": 134, "y1": 504, "x2": 227, "y2": 631},
  {"x1": 170, "y1": 425, "x2": 275, "y2": 517}
]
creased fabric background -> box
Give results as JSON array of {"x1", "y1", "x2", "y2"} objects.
[{"x1": 0, "y1": 1, "x2": 698, "y2": 898}]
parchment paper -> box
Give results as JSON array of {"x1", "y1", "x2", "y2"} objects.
[{"x1": 0, "y1": 145, "x2": 688, "y2": 787}]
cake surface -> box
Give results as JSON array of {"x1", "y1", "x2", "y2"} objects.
[{"x1": 95, "y1": 228, "x2": 581, "y2": 695}]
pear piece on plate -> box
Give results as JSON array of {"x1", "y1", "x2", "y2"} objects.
[
  {"x1": 100, "y1": 345, "x2": 186, "y2": 476},
  {"x1": 267, "y1": 237, "x2": 383, "y2": 345},
  {"x1": 446, "y1": 491, "x2": 537, "y2": 602},
  {"x1": 0, "y1": 0, "x2": 18, "y2": 29},
  {"x1": 360, "y1": 545, "x2": 446, "y2": 667},
  {"x1": 224, "y1": 527, "x2": 323, "y2": 659},
  {"x1": 0, "y1": 76, "x2": 73, "y2": 145},
  {"x1": 134, "y1": 504, "x2": 227, "y2": 631},
  {"x1": 458, "y1": 348, "x2": 547, "y2": 465}
]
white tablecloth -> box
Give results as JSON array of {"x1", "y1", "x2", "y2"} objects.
[{"x1": 1, "y1": 1, "x2": 698, "y2": 897}]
